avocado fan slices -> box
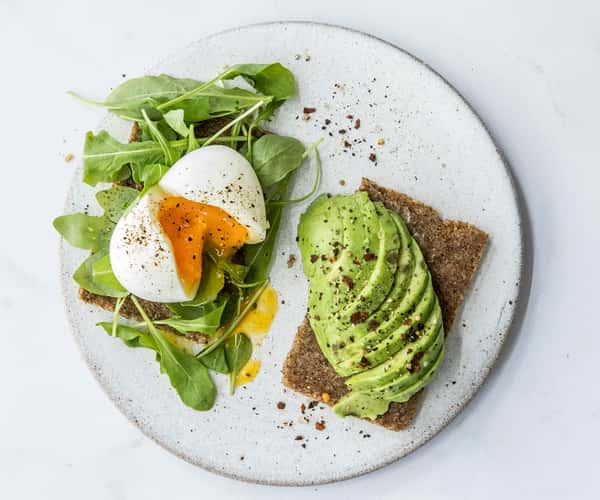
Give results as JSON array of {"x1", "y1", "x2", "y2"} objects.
[{"x1": 297, "y1": 191, "x2": 445, "y2": 419}]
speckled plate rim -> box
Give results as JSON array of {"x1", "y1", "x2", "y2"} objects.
[{"x1": 59, "y1": 20, "x2": 526, "y2": 486}]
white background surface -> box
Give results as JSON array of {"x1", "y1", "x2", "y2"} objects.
[{"x1": 1, "y1": 1, "x2": 598, "y2": 498}]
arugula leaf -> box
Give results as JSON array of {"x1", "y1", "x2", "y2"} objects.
[
  {"x1": 95, "y1": 185, "x2": 139, "y2": 223},
  {"x1": 155, "y1": 301, "x2": 226, "y2": 335},
  {"x1": 199, "y1": 345, "x2": 229, "y2": 374},
  {"x1": 141, "y1": 109, "x2": 178, "y2": 165},
  {"x1": 131, "y1": 163, "x2": 169, "y2": 194},
  {"x1": 166, "y1": 258, "x2": 225, "y2": 319},
  {"x1": 131, "y1": 296, "x2": 216, "y2": 411},
  {"x1": 187, "y1": 257, "x2": 225, "y2": 306},
  {"x1": 91, "y1": 254, "x2": 127, "y2": 294},
  {"x1": 73, "y1": 250, "x2": 129, "y2": 297},
  {"x1": 53, "y1": 213, "x2": 113, "y2": 251},
  {"x1": 83, "y1": 131, "x2": 167, "y2": 186},
  {"x1": 251, "y1": 135, "x2": 305, "y2": 188},
  {"x1": 222, "y1": 63, "x2": 295, "y2": 102},
  {"x1": 224, "y1": 333, "x2": 253, "y2": 394},
  {"x1": 98, "y1": 322, "x2": 157, "y2": 350},
  {"x1": 163, "y1": 109, "x2": 189, "y2": 137},
  {"x1": 187, "y1": 125, "x2": 199, "y2": 153},
  {"x1": 69, "y1": 75, "x2": 202, "y2": 118},
  {"x1": 204, "y1": 86, "x2": 266, "y2": 113},
  {"x1": 197, "y1": 281, "x2": 268, "y2": 360}
]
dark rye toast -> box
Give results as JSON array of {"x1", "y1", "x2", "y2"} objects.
[{"x1": 282, "y1": 178, "x2": 489, "y2": 431}]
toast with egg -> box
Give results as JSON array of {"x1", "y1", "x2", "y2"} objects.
[{"x1": 282, "y1": 178, "x2": 488, "y2": 430}]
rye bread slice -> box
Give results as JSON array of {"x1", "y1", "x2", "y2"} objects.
[{"x1": 282, "y1": 178, "x2": 489, "y2": 431}]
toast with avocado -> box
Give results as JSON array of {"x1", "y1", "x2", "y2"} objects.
[{"x1": 282, "y1": 178, "x2": 488, "y2": 430}]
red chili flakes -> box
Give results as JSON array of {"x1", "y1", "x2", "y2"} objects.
[
  {"x1": 338, "y1": 129, "x2": 347, "y2": 134},
  {"x1": 342, "y1": 275, "x2": 354, "y2": 290},
  {"x1": 369, "y1": 153, "x2": 377, "y2": 162},
  {"x1": 359, "y1": 356, "x2": 370, "y2": 368},
  {"x1": 294, "y1": 435, "x2": 304, "y2": 441},
  {"x1": 300, "y1": 403, "x2": 306, "y2": 414},
  {"x1": 303, "y1": 107, "x2": 316, "y2": 114},
  {"x1": 310, "y1": 254, "x2": 318, "y2": 263},
  {"x1": 287, "y1": 254, "x2": 296, "y2": 268},
  {"x1": 350, "y1": 311, "x2": 369, "y2": 324},
  {"x1": 315, "y1": 420, "x2": 326, "y2": 431},
  {"x1": 363, "y1": 252, "x2": 376, "y2": 261},
  {"x1": 354, "y1": 118, "x2": 361, "y2": 129},
  {"x1": 367, "y1": 320, "x2": 379, "y2": 332},
  {"x1": 403, "y1": 317, "x2": 413, "y2": 326},
  {"x1": 277, "y1": 401, "x2": 286, "y2": 410}
]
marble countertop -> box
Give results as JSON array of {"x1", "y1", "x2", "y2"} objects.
[{"x1": 1, "y1": 1, "x2": 598, "y2": 498}]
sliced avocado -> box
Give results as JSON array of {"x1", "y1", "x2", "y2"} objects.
[
  {"x1": 346, "y1": 311, "x2": 443, "y2": 392},
  {"x1": 298, "y1": 193, "x2": 344, "y2": 279},
  {"x1": 318, "y1": 199, "x2": 401, "y2": 369},
  {"x1": 386, "y1": 341, "x2": 445, "y2": 404},
  {"x1": 297, "y1": 192, "x2": 446, "y2": 421},
  {"x1": 306, "y1": 193, "x2": 383, "y2": 366},
  {"x1": 332, "y1": 391, "x2": 390, "y2": 420},
  {"x1": 339, "y1": 201, "x2": 400, "y2": 322},
  {"x1": 337, "y1": 239, "x2": 437, "y2": 375},
  {"x1": 334, "y1": 211, "x2": 417, "y2": 372}
]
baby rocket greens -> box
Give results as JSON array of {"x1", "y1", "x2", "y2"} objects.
[{"x1": 55, "y1": 62, "x2": 321, "y2": 411}]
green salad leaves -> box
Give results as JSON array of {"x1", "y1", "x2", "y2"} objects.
[{"x1": 55, "y1": 62, "x2": 321, "y2": 411}]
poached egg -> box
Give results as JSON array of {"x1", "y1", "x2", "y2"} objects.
[{"x1": 110, "y1": 145, "x2": 268, "y2": 303}]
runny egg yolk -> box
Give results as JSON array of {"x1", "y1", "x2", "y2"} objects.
[{"x1": 158, "y1": 196, "x2": 248, "y2": 293}]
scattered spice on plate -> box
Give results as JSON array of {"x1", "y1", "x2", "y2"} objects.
[
  {"x1": 339, "y1": 179, "x2": 346, "y2": 186},
  {"x1": 369, "y1": 153, "x2": 377, "y2": 162},
  {"x1": 303, "y1": 107, "x2": 316, "y2": 114},
  {"x1": 315, "y1": 420, "x2": 326, "y2": 431},
  {"x1": 64, "y1": 153, "x2": 74, "y2": 162},
  {"x1": 287, "y1": 254, "x2": 297, "y2": 268},
  {"x1": 295, "y1": 435, "x2": 304, "y2": 441},
  {"x1": 377, "y1": 138, "x2": 385, "y2": 145},
  {"x1": 354, "y1": 118, "x2": 361, "y2": 129},
  {"x1": 277, "y1": 401, "x2": 286, "y2": 410},
  {"x1": 300, "y1": 403, "x2": 306, "y2": 414}
]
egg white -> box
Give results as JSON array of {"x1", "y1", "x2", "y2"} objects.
[{"x1": 109, "y1": 145, "x2": 269, "y2": 303}]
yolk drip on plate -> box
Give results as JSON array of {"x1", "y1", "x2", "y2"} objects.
[
  {"x1": 158, "y1": 196, "x2": 248, "y2": 293},
  {"x1": 235, "y1": 359, "x2": 261, "y2": 387},
  {"x1": 233, "y1": 286, "x2": 279, "y2": 388},
  {"x1": 233, "y1": 285, "x2": 278, "y2": 344}
]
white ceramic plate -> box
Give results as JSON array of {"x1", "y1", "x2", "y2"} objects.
[{"x1": 60, "y1": 22, "x2": 523, "y2": 485}]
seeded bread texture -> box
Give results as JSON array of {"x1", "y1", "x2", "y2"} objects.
[{"x1": 282, "y1": 178, "x2": 488, "y2": 431}]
